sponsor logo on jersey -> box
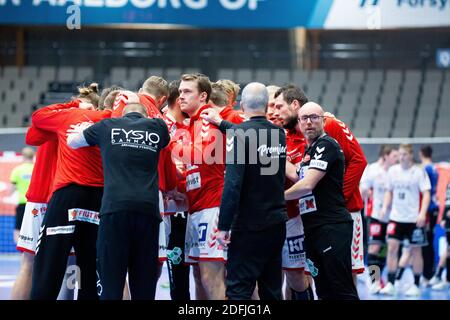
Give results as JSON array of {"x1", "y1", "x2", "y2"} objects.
[
  {"x1": 46, "y1": 225, "x2": 76, "y2": 236},
  {"x1": 299, "y1": 195, "x2": 317, "y2": 214},
  {"x1": 287, "y1": 235, "x2": 305, "y2": 255},
  {"x1": 68, "y1": 208, "x2": 100, "y2": 225},
  {"x1": 186, "y1": 172, "x2": 201, "y2": 191},
  {"x1": 310, "y1": 159, "x2": 328, "y2": 170}
]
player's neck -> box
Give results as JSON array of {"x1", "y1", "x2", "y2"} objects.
[{"x1": 167, "y1": 105, "x2": 186, "y2": 123}]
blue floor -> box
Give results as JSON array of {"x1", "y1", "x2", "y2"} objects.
[{"x1": 1, "y1": 253, "x2": 448, "y2": 300}]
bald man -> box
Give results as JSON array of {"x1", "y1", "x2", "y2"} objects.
[
  {"x1": 217, "y1": 82, "x2": 288, "y2": 300},
  {"x1": 285, "y1": 102, "x2": 358, "y2": 300},
  {"x1": 67, "y1": 102, "x2": 170, "y2": 299}
]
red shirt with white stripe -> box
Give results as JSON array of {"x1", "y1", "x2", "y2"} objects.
[
  {"x1": 139, "y1": 93, "x2": 164, "y2": 120},
  {"x1": 174, "y1": 104, "x2": 225, "y2": 213},
  {"x1": 163, "y1": 110, "x2": 190, "y2": 194},
  {"x1": 324, "y1": 117, "x2": 367, "y2": 213},
  {"x1": 285, "y1": 128, "x2": 306, "y2": 219},
  {"x1": 25, "y1": 126, "x2": 58, "y2": 203},
  {"x1": 31, "y1": 101, "x2": 111, "y2": 193}
]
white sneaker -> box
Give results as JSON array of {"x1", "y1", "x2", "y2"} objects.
[
  {"x1": 404, "y1": 284, "x2": 421, "y2": 297},
  {"x1": 431, "y1": 281, "x2": 449, "y2": 291},
  {"x1": 368, "y1": 281, "x2": 382, "y2": 295},
  {"x1": 428, "y1": 276, "x2": 441, "y2": 286},
  {"x1": 379, "y1": 282, "x2": 396, "y2": 296}
]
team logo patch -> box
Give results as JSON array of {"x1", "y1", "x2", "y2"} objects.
[
  {"x1": 68, "y1": 208, "x2": 100, "y2": 225},
  {"x1": 198, "y1": 223, "x2": 208, "y2": 242},
  {"x1": 31, "y1": 208, "x2": 39, "y2": 217}
]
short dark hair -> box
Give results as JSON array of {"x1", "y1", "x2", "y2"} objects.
[
  {"x1": 274, "y1": 85, "x2": 308, "y2": 106},
  {"x1": 181, "y1": 73, "x2": 212, "y2": 101},
  {"x1": 379, "y1": 145, "x2": 396, "y2": 158},
  {"x1": 420, "y1": 145, "x2": 433, "y2": 158},
  {"x1": 167, "y1": 80, "x2": 180, "y2": 106}
]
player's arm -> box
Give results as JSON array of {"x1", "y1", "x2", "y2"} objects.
[
  {"x1": 66, "y1": 122, "x2": 97, "y2": 149},
  {"x1": 25, "y1": 126, "x2": 56, "y2": 146},
  {"x1": 285, "y1": 168, "x2": 325, "y2": 200},
  {"x1": 417, "y1": 190, "x2": 430, "y2": 227},
  {"x1": 285, "y1": 160, "x2": 299, "y2": 183},
  {"x1": 32, "y1": 100, "x2": 79, "y2": 132}
]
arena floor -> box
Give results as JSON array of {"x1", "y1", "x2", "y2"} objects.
[{"x1": 0, "y1": 253, "x2": 448, "y2": 300}]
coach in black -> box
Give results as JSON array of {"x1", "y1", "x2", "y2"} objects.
[
  {"x1": 285, "y1": 102, "x2": 358, "y2": 300},
  {"x1": 67, "y1": 103, "x2": 169, "y2": 300},
  {"x1": 217, "y1": 82, "x2": 288, "y2": 300}
]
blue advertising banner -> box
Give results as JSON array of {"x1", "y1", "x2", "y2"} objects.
[
  {"x1": 0, "y1": 0, "x2": 449, "y2": 29},
  {"x1": 0, "y1": 0, "x2": 331, "y2": 28}
]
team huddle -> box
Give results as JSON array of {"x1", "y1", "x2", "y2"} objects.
[{"x1": 9, "y1": 72, "x2": 447, "y2": 300}]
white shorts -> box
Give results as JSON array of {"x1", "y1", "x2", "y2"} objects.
[
  {"x1": 16, "y1": 202, "x2": 47, "y2": 254},
  {"x1": 185, "y1": 207, "x2": 227, "y2": 264},
  {"x1": 351, "y1": 211, "x2": 365, "y2": 274},
  {"x1": 282, "y1": 215, "x2": 307, "y2": 271}
]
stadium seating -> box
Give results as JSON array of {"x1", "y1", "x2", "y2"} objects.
[{"x1": 0, "y1": 66, "x2": 449, "y2": 138}]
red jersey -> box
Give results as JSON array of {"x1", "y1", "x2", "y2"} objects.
[
  {"x1": 285, "y1": 129, "x2": 306, "y2": 219},
  {"x1": 172, "y1": 104, "x2": 225, "y2": 213},
  {"x1": 219, "y1": 106, "x2": 245, "y2": 124},
  {"x1": 31, "y1": 101, "x2": 111, "y2": 193},
  {"x1": 163, "y1": 111, "x2": 190, "y2": 194},
  {"x1": 139, "y1": 93, "x2": 164, "y2": 120},
  {"x1": 25, "y1": 126, "x2": 58, "y2": 203},
  {"x1": 324, "y1": 117, "x2": 367, "y2": 212},
  {"x1": 111, "y1": 90, "x2": 140, "y2": 118}
]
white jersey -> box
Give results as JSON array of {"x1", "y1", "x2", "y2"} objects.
[
  {"x1": 360, "y1": 162, "x2": 390, "y2": 223},
  {"x1": 386, "y1": 164, "x2": 431, "y2": 223}
]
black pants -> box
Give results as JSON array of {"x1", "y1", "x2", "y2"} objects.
[
  {"x1": 31, "y1": 184, "x2": 102, "y2": 300},
  {"x1": 422, "y1": 210, "x2": 438, "y2": 280},
  {"x1": 304, "y1": 222, "x2": 359, "y2": 300},
  {"x1": 15, "y1": 203, "x2": 26, "y2": 230},
  {"x1": 97, "y1": 211, "x2": 160, "y2": 300},
  {"x1": 167, "y1": 212, "x2": 190, "y2": 300},
  {"x1": 226, "y1": 223, "x2": 286, "y2": 300}
]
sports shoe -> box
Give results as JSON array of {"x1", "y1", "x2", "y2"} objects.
[
  {"x1": 431, "y1": 281, "x2": 449, "y2": 291},
  {"x1": 379, "y1": 282, "x2": 396, "y2": 296},
  {"x1": 368, "y1": 281, "x2": 382, "y2": 295},
  {"x1": 428, "y1": 276, "x2": 441, "y2": 287},
  {"x1": 404, "y1": 284, "x2": 421, "y2": 297}
]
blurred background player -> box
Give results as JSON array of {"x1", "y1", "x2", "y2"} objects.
[
  {"x1": 379, "y1": 144, "x2": 431, "y2": 297},
  {"x1": 360, "y1": 145, "x2": 399, "y2": 294},
  {"x1": 431, "y1": 181, "x2": 450, "y2": 290},
  {"x1": 419, "y1": 145, "x2": 440, "y2": 286},
  {"x1": 9, "y1": 147, "x2": 34, "y2": 244}
]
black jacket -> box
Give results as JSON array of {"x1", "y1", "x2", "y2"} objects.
[{"x1": 218, "y1": 116, "x2": 288, "y2": 231}]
